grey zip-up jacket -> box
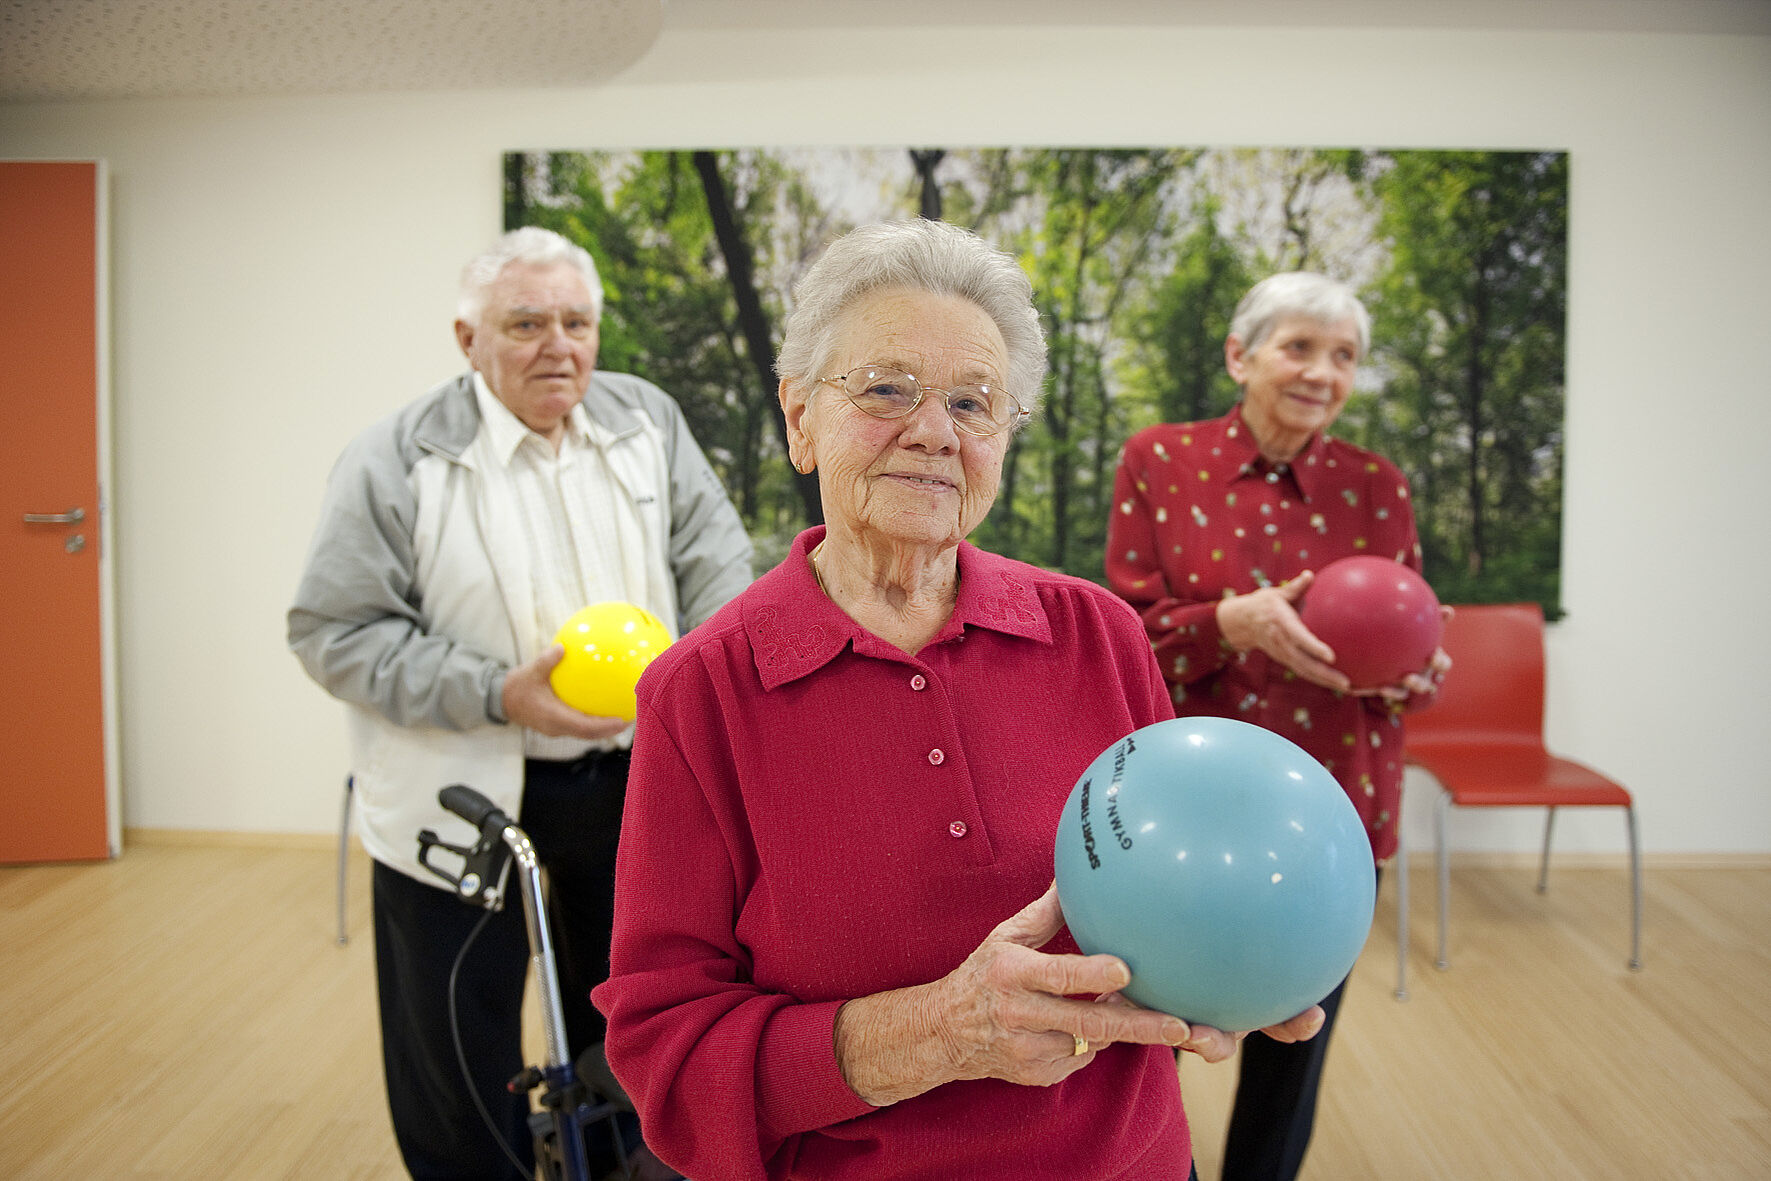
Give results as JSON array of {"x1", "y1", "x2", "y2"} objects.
[{"x1": 288, "y1": 370, "x2": 752, "y2": 885}]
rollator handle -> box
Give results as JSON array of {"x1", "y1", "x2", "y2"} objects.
[
  {"x1": 439, "y1": 783, "x2": 510, "y2": 832},
  {"x1": 417, "y1": 784, "x2": 516, "y2": 907}
]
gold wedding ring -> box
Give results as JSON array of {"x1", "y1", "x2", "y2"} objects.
[{"x1": 1072, "y1": 1033, "x2": 1089, "y2": 1056}]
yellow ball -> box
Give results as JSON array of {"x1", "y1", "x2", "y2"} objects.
[{"x1": 548, "y1": 601, "x2": 673, "y2": 723}]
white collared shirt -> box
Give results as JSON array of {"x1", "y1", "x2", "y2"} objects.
[{"x1": 473, "y1": 372, "x2": 651, "y2": 757}]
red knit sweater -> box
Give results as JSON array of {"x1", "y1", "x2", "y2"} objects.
[{"x1": 594, "y1": 529, "x2": 1191, "y2": 1180}]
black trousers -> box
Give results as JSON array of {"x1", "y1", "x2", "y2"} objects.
[
  {"x1": 1219, "y1": 866, "x2": 1381, "y2": 1181},
  {"x1": 370, "y1": 751, "x2": 630, "y2": 1181}
]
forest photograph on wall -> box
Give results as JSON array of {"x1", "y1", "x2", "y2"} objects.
[{"x1": 504, "y1": 147, "x2": 1567, "y2": 612}]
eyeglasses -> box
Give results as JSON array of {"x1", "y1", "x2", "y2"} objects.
[{"x1": 817, "y1": 366, "x2": 1030, "y2": 437}]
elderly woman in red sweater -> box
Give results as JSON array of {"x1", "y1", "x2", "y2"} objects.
[
  {"x1": 1105, "y1": 272, "x2": 1450, "y2": 1181},
  {"x1": 593, "y1": 220, "x2": 1322, "y2": 1181}
]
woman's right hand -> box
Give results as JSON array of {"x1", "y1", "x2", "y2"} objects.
[
  {"x1": 831, "y1": 884, "x2": 1192, "y2": 1107},
  {"x1": 1214, "y1": 572, "x2": 1352, "y2": 693}
]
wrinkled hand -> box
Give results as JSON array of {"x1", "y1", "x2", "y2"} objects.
[
  {"x1": 1177, "y1": 1004, "x2": 1328, "y2": 1063},
  {"x1": 833, "y1": 884, "x2": 1190, "y2": 1106},
  {"x1": 500, "y1": 644, "x2": 631, "y2": 741},
  {"x1": 1215, "y1": 573, "x2": 1352, "y2": 693}
]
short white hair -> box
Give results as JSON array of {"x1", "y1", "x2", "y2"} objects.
[
  {"x1": 776, "y1": 219, "x2": 1047, "y2": 418},
  {"x1": 457, "y1": 226, "x2": 603, "y2": 326},
  {"x1": 1229, "y1": 272, "x2": 1370, "y2": 360}
]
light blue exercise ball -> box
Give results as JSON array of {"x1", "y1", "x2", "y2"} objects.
[{"x1": 1053, "y1": 716, "x2": 1376, "y2": 1033}]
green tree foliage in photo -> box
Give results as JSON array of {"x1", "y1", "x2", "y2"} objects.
[{"x1": 506, "y1": 146, "x2": 1566, "y2": 613}]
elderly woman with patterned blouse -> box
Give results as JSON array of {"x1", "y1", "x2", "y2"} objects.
[
  {"x1": 1105, "y1": 271, "x2": 1450, "y2": 1181},
  {"x1": 593, "y1": 221, "x2": 1323, "y2": 1181}
]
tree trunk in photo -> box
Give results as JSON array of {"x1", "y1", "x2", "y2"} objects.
[
  {"x1": 504, "y1": 152, "x2": 529, "y2": 229},
  {"x1": 692, "y1": 150, "x2": 821, "y2": 524},
  {"x1": 1086, "y1": 227, "x2": 1158, "y2": 530},
  {"x1": 911, "y1": 149, "x2": 946, "y2": 220},
  {"x1": 718, "y1": 320, "x2": 762, "y2": 521},
  {"x1": 1047, "y1": 189, "x2": 1100, "y2": 572},
  {"x1": 998, "y1": 441, "x2": 1022, "y2": 551},
  {"x1": 1463, "y1": 264, "x2": 1492, "y2": 578}
]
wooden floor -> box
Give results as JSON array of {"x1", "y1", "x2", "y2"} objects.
[{"x1": 2, "y1": 842, "x2": 1768, "y2": 1180}]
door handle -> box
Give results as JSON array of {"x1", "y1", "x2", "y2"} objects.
[{"x1": 23, "y1": 508, "x2": 85, "y2": 525}]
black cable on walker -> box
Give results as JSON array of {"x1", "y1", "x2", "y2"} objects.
[
  {"x1": 447, "y1": 904, "x2": 529, "y2": 1179},
  {"x1": 419, "y1": 784, "x2": 629, "y2": 1181}
]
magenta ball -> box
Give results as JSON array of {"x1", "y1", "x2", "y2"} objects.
[{"x1": 1298, "y1": 556, "x2": 1443, "y2": 689}]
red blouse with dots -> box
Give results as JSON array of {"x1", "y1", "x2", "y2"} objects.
[{"x1": 1105, "y1": 404, "x2": 1424, "y2": 863}]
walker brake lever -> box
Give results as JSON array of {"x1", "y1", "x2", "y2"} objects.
[{"x1": 417, "y1": 784, "x2": 516, "y2": 908}]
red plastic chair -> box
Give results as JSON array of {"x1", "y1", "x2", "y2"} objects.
[{"x1": 1403, "y1": 604, "x2": 1641, "y2": 980}]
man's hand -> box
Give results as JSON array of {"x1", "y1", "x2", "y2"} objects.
[{"x1": 501, "y1": 644, "x2": 631, "y2": 741}]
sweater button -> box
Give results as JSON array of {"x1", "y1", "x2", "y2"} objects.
[
  {"x1": 928, "y1": 748, "x2": 945, "y2": 765},
  {"x1": 910, "y1": 674, "x2": 927, "y2": 691},
  {"x1": 949, "y1": 820, "x2": 968, "y2": 838}
]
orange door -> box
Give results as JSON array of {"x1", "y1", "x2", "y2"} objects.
[{"x1": 0, "y1": 160, "x2": 114, "y2": 863}]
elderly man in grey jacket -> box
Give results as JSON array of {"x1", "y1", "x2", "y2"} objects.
[{"x1": 290, "y1": 226, "x2": 751, "y2": 1180}]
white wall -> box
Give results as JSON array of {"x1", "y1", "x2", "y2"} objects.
[{"x1": 1, "y1": 16, "x2": 1766, "y2": 854}]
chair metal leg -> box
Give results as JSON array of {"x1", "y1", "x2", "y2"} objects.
[
  {"x1": 1435, "y1": 788, "x2": 1451, "y2": 970},
  {"x1": 1394, "y1": 820, "x2": 1408, "y2": 1000},
  {"x1": 1537, "y1": 806, "x2": 1558, "y2": 893},
  {"x1": 1626, "y1": 805, "x2": 1643, "y2": 970},
  {"x1": 335, "y1": 775, "x2": 354, "y2": 946}
]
